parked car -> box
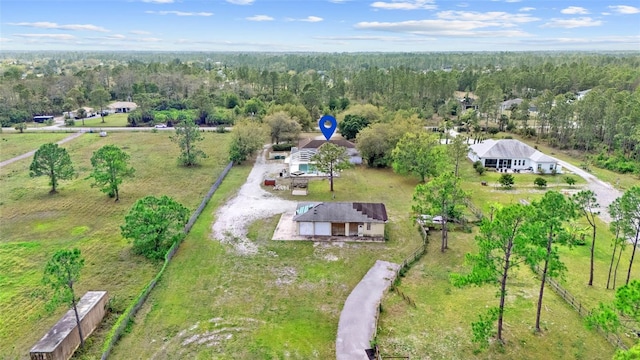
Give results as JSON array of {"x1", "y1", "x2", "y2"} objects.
[{"x1": 154, "y1": 124, "x2": 167, "y2": 128}]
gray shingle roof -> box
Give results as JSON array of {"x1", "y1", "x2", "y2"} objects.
[
  {"x1": 294, "y1": 202, "x2": 387, "y2": 223},
  {"x1": 470, "y1": 139, "x2": 556, "y2": 163}
]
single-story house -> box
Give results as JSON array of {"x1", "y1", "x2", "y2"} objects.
[
  {"x1": 500, "y1": 98, "x2": 523, "y2": 111},
  {"x1": 468, "y1": 139, "x2": 562, "y2": 174},
  {"x1": 293, "y1": 202, "x2": 387, "y2": 238},
  {"x1": 107, "y1": 101, "x2": 138, "y2": 113},
  {"x1": 286, "y1": 139, "x2": 362, "y2": 176}
]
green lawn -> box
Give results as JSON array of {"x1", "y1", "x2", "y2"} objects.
[
  {"x1": 108, "y1": 166, "x2": 424, "y2": 358},
  {"x1": 0, "y1": 131, "x2": 231, "y2": 359},
  {"x1": 67, "y1": 113, "x2": 130, "y2": 128},
  {"x1": 0, "y1": 132, "x2": 72, "y2": 162}
]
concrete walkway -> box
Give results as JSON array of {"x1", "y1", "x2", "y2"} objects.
[
  {"x1": 0, "y1": 131, "x2": 85, "y2": 168},
  {"x1": 336, "y1": 260, "x2": 400, "y2": 360}
]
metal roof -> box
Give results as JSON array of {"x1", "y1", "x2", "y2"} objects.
[{"x1": 294, "y1": 202, "x2": 387, "y2": 223}]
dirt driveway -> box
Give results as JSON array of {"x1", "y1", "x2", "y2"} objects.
[{"x1": 211, "y1": 145, "x2": 296, "y2": 255}]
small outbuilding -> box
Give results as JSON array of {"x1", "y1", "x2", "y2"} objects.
[
  {"x1": 30, "y1": 291, "x2": 108, "y2": 360},
  {"x1": 293, "y1": 202, "x2": 387, "y2": 238}
]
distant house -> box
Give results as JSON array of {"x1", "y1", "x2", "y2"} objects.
[
  {"x1": 459, "y1": 97, "x2": 478, "y2": 111},
  {"x1": 576, "y1": 89, "x2": 592, "y2": 100},
  {"x1": 293, "y1": 202, "x2": 387, "y2": 238},
  {"x1": 468, "y1": 139, "x2": 562, "y2": 174},
  {"x1": 107, "y1": 101, "x2": 138, "y2": 113},
  {"x1": 286, "y1": 139, "x2": 362, "y2": 175},
  {"x1": 500, "y1": 98, "x2": 523, "y2": 111}
]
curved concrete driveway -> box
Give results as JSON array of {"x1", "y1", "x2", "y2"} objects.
[
  {"x1": 336, "y1": 260, "x2": 400, "y2": 360},
  {"x1": 557, "y1": 160, "x2": 622, "y2": 224}
]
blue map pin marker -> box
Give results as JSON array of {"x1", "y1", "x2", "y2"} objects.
[{"x1": 319, "y1": 115, "x2": 337, "y2": 141}]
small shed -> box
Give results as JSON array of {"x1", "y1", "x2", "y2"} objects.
[
  {"x1": 264, "y1": 178, "x2": 276, "y2": 186},
  {"x1": 30, "y1": 291, "x2": 108, "y2": 360}
]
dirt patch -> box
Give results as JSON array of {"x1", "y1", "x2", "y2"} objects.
[{"x1": 211, "y1": 146, "x2": 296, "y2": 255}]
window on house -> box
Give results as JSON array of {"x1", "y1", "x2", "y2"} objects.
[{"x1": 366, "y1": 223, "x2": 371, "y2": 230}]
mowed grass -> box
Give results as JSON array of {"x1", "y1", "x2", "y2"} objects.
[
  {"x1": 377, "y1": 159, "x2": 638, "y2": 358},
  {"x1": 109, "y1": 166, "x2": 424, "y2": 359},
  {"x1": 377, "y1": 231, "x2": 616, "y2": 360},
  {"x1": 0, "y1": 132, "x2": 72, "y2": 162},
  {"x1": 0, "y1": 131, "x2": 231, "y2": 359},
  {"x1": 66, "y1": 113, "x2": 130, "y2": 128}
]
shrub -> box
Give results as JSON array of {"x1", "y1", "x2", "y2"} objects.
[
  {"x1": 565, "y1": 176, "x2": 576, "y2": 187},
  {"x1": 487, "y1": 127, "x2": 500, "y2": 135},
  {"x1": 475, "y1": 165, "x2": 486, "y2": 175},
  {"x1": 272, "y1": 143, "x2": 294, "y2": 151},
  {"x1": 65, "y1": 118, "x2": 75, "y2": 126},
  {"x1": 473, "y1": 160, "x2": 482, "y2": 169},
  {"x1": 498, "y1": 173, "x2": 515, "y2": 189},
  {"x1": 534, "y1": 177, "x2": 547, "y2": 188}
]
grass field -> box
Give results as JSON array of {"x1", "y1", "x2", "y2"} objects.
[
  {"x1": 0, "y1": 131, "x2": 231, "y2": 359},
  {"x1": 377, "y1": 159, "x2": 639, "y2": 358},
  {"x1": 108, "y1": 166, "x2": 424, "y2": 358},
  {"x1": 66, "y1": 113, "x2": 130, "y2": 128},
  {"x1": 0, "y1": 132, "x2": 71, "y2": 162}
]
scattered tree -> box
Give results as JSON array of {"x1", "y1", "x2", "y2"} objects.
[
  {"x1": 87, "y1": 145, "x2": 135, "y2": 201},
  {"x1": 528, "y1": 191, "x2": 576, "y2": 332},
  {"x1": 451, "y1": 204, "x2": 532, "y2": 347},
  {"x1": 171, "y1": 117, "x2": 207, "y2": 166},
  {"x1": 311, "y1": 142, "x2": 353, "y2": 192},
  {"x1": 572, "y1": 190, "x2": 600, "y2": 286},
  {"x1": 498, "y1": 173, "x2": 515, "y2": 189},
  {"x1": 413, "y1": 173, "x2": 467, "y2": 252},
  {"x1": 29, "y1": 143, "x2": 76, "y2": 193},
  {"x1": 228, "y1": 120, "x2": 268, "y2": 164},
  {"x1": 392, "y1": 132, "x2": 444, "y2": 182},
  {"x1": 448, "y1": 135, "x2": 469, "y2": 177},
  {"x1": 338, "y1": 114, "x2": 369, "y2": 140},
  {"x1": 121, "y1": 195, "x2": 190, "y2": 260},
  {"x1": 76, "y1": 108, "x2": 87, "y2": 126},
  {"x1": 620, "y1": 186, "x2": 640, "y2": 285},
  {"x1": 90, "y1": 88, "x2": 110, "y2": 123},
  {"x1": 607, "y1": 198, "x2": 627, "y2": 289},
  {"x1": 265, "y1": 111, "x2": 301, "y2": 144},
  {"x1": 14, "y1": 122, "x2": 26, "y2": 133},
  {"x1": 42, "y1": 248, "x2": 86, "y2": 348},
  {"x1": 534, "y1": 177, "x2": 547, "y2": 188}
]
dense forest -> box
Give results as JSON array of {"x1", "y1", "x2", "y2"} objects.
[{"x1": 1, "y1": 51, "x2": 639, "y2": 173}]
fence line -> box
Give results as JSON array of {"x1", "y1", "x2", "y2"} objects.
[
  {"x1": 532, "y1": 266, "x2": 629, "y2": 351},
  {"x1": 100, "y1": 161, "x2": 234, "y2": 360}
]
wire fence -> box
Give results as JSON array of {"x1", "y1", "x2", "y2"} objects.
[
  {"x1": 100, "y1": 161, "x2": 234, "y2": 360},
  {"x1": 532, "y1": 265, "x2": 629, "y2": 351}
]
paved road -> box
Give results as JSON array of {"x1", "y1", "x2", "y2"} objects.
[
  {"x1": 0, "y1": 131, "x2": 85, "y2": 168},
  {"x1": 336, "y1": 260, "x2": 400, "y2": 360}
]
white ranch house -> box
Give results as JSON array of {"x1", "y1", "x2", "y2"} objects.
[{"x1": 468, "y1": 139, "x2": 562, "y2": 174}]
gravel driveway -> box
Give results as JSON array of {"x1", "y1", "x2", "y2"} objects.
[{"x1": 211, "y1": 145, "x2": 296, "y2": 255}]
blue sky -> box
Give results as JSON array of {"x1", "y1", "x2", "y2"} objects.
[{"x1": 1, "y1": 0, "x2": 639, "y2": 52}]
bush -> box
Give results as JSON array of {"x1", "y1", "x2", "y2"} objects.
[
  {"x1": 534, "y1": 177, "x2": 547, "y2": 188},
  {"x1": 498, "y1": 173, "x2": 515, "y2": 189},
  {"x1": 475, "y1": 165, "x2": 486, "y2": 175},
  {"x1": 487, "y1": 127, "x2": 500, "y2": 135},
  {"x1": 65, "y1": 118, "x2": 75, "y2": 126},
  {"x1": 272, "y1": 143, "x2": 294, "y2": 151},
  {"x1": 565, "y1": 176, "x2": 576, "y2": 187},
  {"x1": 473, "y1": 160, "x2": 482, "y2": 169}
]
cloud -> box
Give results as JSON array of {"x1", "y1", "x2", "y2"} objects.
[
  {"x1": 9, "y1": 22, "x2": 109, "y2": 32},
  {"x1": 437, "y1": 10, "x2": 539, "y2": 24},
  {"x1": 226, "y1": 0, "x2": 254, "y2": 4},
  {"x1": 355, "y1": 20, "x2": 530, "y2": 37},
  {"x1": 302, "y1": 16, "x2": 323, "y2": 22},
  {"x1": 608, "y1": 5, "x2": 640, "y2": 14},
  {"x1": 519, "y1": 7, "x2": 535, "y2": 12},
  {"x1": 14, "y1": 33, "x2": 77, "y2": 40},
  {"x1": 541, "y1": 17, "x2": 602, "y2": 28},
  {"x1": 315, "y1": 35, "x2": 436, "y2": 42},
  {"x1": 130, "y1": 30, "x2": 152, "y2": 35},
  {"x1": 246, "y1": 15, "x2": 274, "y2": 21},
  {"x1": 371, "y1": 0, "x2": 437, "y2": 11},
  {"x1": 106, "y1": 34, "x2": 126, "y2": 40},
  {"x1": 145, "y1": 10, "x2": 213, "y2": 16},
  {"x1": 0, "y1": 38, "x2": 12, "y2": 42},
  {"x1": 142, "y1": 0, "x2": 174, "y2": 3},
  {"x1": 561, "y1": 6, "x2": 589, "y2": 15}
]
